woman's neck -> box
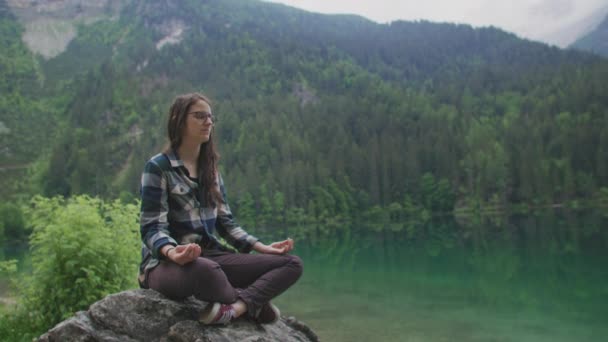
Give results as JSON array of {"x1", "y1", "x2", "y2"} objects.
[{"x1": 176, "y1": 140, "x2": 201, "y2": 166}]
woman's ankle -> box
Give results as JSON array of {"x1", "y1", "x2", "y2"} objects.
[{"x1": 231, "y1": 299, "x2": 248, "y2": 318}]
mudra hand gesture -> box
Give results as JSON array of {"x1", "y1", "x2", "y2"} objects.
[
  {"x1": 253, "y1": 238, "x2": 294, "y2": 255},
  {"x1": 163, "y1": 243, "x2": 201, "y2": 265}
]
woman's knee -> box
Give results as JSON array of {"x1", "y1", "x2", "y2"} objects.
[{"x1": 286, "y1": 254, "x2": 304, "y2": 278}]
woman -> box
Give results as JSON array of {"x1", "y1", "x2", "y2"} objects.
[{"x1": 138, "y1": 93, "x2": 303, "y2": 325}]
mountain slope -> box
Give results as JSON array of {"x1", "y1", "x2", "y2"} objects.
[
  {"x1": 1, "y1": 0, "x2": 608, "y2": 219},
  {"x1": 536, "y1": 5, "x2": 608, "y2": 48},
  {"x1": 571, "y1": 13, "x2": 608, "y2": 57}
]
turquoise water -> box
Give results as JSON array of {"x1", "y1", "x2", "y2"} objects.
[
  {"x1": 274, "y1": 210, "x2": 608, "y2": 341},
  {"x1": 0, "y1": 242, "x2": 29, "y2": 306},
  {"x1": 2, "y1": 210, "x2": 606, "y2": 341}
]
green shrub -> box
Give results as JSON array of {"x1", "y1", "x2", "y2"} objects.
[
  {"x1": 0, "y1": 202, "x2": 27, "y2": 242},
  {"x1": 0, "y1": 195, "x2": 140, "y2": 339}
]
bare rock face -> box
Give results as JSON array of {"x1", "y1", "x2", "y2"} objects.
[
  {"x1": 37, "y1": 289, "x2": 318, "y2": 342},
  {"x1": 6, "y1": 0, "x2": 125, "y2": 58},
  {"x1": 292, "y1": 83, "x2": 319, "y2": 107},
  {"x1": 6, "y1": 0, "x2": 188, "y2": 57},
  {"x1": 155, "y1": 19, "x2": 187, "y2": 50}
]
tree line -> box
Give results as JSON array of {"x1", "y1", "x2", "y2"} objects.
[{"x1": 0, "y1": 0, "x2": 607, "y2": 231}]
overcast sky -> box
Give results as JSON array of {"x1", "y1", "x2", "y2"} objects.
[{"x1": 263, "y1": 0, "x2": 608, "y2": 47}]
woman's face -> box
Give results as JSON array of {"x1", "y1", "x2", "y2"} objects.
[{"x1": 183, "y1": 99, "x2": 213, "y2": 144}]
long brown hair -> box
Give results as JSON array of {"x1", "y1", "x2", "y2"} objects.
[{"x1": 165, "y1": 92, "x2": 223, "y2": 207}]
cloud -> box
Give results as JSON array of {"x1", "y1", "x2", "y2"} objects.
[
  {"x1": 265, "y1": 0, "x2": 608, "y2": 46},
  {"x1": 529, "y1": 0, "x2": 574, "y2": 18}
]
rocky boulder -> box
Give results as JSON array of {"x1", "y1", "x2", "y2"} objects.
[{"x1": 38, "y1": 289, "x2": 318, "y2": 342}]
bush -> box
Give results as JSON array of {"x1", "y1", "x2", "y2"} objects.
[
  {"x1": 0, "y1": 195, "x2": 140, "y2": 340},
  {"x1": 0, "y1": 202, "x2": 27, "y2": 242}
]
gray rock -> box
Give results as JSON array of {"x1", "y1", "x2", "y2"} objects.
[{"x1": 37, "y1": 289, "x2": 318, "y2": 342}]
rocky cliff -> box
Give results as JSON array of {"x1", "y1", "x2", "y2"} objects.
[
  {"x1": 6, "y1": 0, "x2": 125, "y2": 58},
  {"x1": 38, "y1": 289, "x2": 318, "y2": 342}
]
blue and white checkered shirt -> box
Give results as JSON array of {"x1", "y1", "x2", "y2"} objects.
[{"x1": 139, "y1": 149, "x2": 259, "y2": 276}]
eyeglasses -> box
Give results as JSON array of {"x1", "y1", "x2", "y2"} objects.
[{"x1": 188, "y1": 111, "x2": 216, "y2": 123}]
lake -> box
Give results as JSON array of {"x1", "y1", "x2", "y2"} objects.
[
  {"x1": 273, "y1": 209, "x2": 608, "y2": 342},
  {"x1": 2, "y1": 209, "x2": 606, "y2": 341},
  {"x1": 0, "y1": 241, "x2": 29, "y2": 308}
]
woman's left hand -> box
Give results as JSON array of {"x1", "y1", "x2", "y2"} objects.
[{"x1": 253, "y1": 238, "x2": 294, "y2": 255}]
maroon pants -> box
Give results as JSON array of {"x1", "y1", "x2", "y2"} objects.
[{"x1": 146, "y1": 249, "x2": 303, "y2": 316}]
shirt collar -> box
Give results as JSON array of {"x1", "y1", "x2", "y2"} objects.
[{"x1": 165, "y1": 148, "x2": 184, "y2": 168}]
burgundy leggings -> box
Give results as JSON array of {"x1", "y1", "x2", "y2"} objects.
[{"x1": 146, "y1": 249, "x2": 303, "y2": 315}]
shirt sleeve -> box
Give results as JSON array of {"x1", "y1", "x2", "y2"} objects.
[
  {"x1": 140, "y1": 160, "x2": 177, "y2": 258},
  {"x1": 215, "y1": 173, "x2": 260, "y2": 253}
]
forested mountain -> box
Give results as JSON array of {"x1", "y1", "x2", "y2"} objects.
[
  {"x1": 571, "y1": 14, "x2": 608, "y2": 57},
  {"x1": 1, "y1": 0, "x2": 608, "y2": 231}
]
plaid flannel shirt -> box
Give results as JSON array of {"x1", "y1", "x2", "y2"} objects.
[{"x1": 138, "y1": 149, "x2": 259, "y2": 277}]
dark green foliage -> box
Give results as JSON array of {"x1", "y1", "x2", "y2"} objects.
[
  {"x1": 0, "y1": 195, "x2": 140, "y2": 340},
  {"x1": 0, "y1": 2, "x2": 65, "y2": 199},
  {"x1": 1, "y1": 0, "x2": 608, "y2": 219},
  {"x1": 0, "y1": 202, "x2": 27, "y2": 241}
]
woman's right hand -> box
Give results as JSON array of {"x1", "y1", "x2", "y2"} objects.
[
  {"x1": 253, "y1": 238, "x2": 294, "y2": 255},
  {"x1": 162, "y1": 243, "x2": 201, "y2": 265}
]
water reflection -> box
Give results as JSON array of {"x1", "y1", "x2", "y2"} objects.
[
  {"x1": 0, "y1": 242, "x2": 29, "y2": 304},
  {"x1": 272, "y1": 209, "x2": 608, "y2": 342}
]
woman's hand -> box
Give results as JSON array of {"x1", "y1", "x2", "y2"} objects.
[
  {"x1": 162, "y1": 243, "x2": 201, "y2": 265},
  {"x1": 253, "y1": 238, "x2": 294, "y2": 255}
]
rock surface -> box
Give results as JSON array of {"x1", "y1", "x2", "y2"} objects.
[
  {"x1": 6, "y1": 0, "x2": 124, "y2": 58},
  {"x1": 37, "y1": 289, "x2": 318, "y2": 342}
]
